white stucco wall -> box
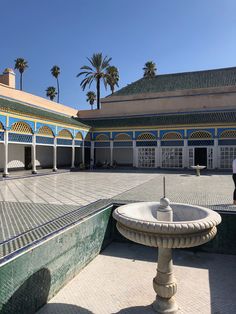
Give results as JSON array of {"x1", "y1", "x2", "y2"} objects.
[
  {"x1": 57, "y1": 147, "x2": 72, "y2": 167},
  {"x1": 36, "y1": 146, "x2": 53, "y2": 168},
  {"x1": 8, "y1": 144, "x2": 25, "y2": 169},
  {"x1": 113, "y1": 148, "x2": 133, "y2": 165}
]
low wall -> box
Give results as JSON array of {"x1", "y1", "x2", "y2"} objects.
[{"x1": 0, "y1": 206, "x2": 113, "y2": 314}]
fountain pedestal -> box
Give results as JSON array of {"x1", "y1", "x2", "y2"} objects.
[{"x1": 113, "y1": 199, "x2": 221, "y2": 314}]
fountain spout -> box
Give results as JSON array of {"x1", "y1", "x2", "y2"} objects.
[{"x1": 157, "y1": 197, "x2": 173, "y2": 222}]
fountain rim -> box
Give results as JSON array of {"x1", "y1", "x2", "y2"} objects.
[{"x1": 113, "y1": 201, "x2": 222, "y2": 235}]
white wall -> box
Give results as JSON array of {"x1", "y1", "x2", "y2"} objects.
[
  {"x1": 57, "y1": 147, "x2": 72, "y2": 167},
  {"x1": 36, "y1": 146, "x2": 53, "y2": 168},
  {"x1": 113, "y1": 148, "x2": 133, "y2": 165},
  {"x1": 8, "y1": 144, "x2": 25, "y2": 169}
]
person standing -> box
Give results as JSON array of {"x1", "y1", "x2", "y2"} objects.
[{"x1": 232, "y1": 159, "x2": 236, "y2": 204}]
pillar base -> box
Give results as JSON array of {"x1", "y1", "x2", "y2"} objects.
[
  {"x1": 32, "y1": 170, "x2": 37, "y2": 174},
  {"x1": 2, "y1": 173, "x2": 9, "y2": 178},
  {"x1": 153, "y1": 297, "x2": 178, "y2": 314},
  {"x1": 52, "y1": 168, "x2": 57, "y2": 172}
]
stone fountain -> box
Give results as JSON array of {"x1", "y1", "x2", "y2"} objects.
[{"x1": 112, "y1": 179, "x2": 221, "y2": 313}]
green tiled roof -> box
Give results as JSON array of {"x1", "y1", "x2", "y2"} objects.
[
  {"x1": 0, "y1": 97, "x2": 89, "y2": 128},
  {"x1": 111, "y1": 67, "x2": 236, "y2": 96},
  {"x1": 78, "y1": 110, "x2": 236, "y2": 128}
]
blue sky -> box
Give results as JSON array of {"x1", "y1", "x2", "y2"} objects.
[{"x1": 1, "y1": 0, "x2": 236, "y2": 110}]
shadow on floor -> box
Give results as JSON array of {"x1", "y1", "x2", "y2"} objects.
[
  {"x1": 102, "y1": 242, "x2": 236, "y2": 314},
  {"x1": 38, "y1": 303, "x2": 93, "y2": 314},
  {"x1": 113, "y1": 304, "x2": 155, "y2": 314}
]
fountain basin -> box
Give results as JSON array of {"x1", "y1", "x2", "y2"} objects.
[{"x1": 113, "y1": 202, "x2": 221, "y2": 249}]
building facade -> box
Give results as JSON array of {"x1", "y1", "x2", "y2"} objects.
[
  {"x1": 1, "y1": 66, "x2": 236, "y2": 175},
  {"x1": 78, "y1": 67, "x2": 236, "y2": 170},
  {"x1": 0, "y1": 69, "x2": 90, "y2": 176}
]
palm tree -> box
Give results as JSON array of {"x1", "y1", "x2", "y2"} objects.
[
  {"x1": 14, "y1": 58, "x2": 28, "y2": 90},
  {"x1": 51, "y1": 65, "x2": 60, "y2": 103},
  {"x1": 46, "y1": 86, "x2": 57, "y2": 101},
  {"x1": 106, "y1": 66, "x2": 119, "y2": 94},
  {"x1": 77, "y1": 53, "x2": 111, "y2": 109},
  {"x1": 143, "y1": 61, "x2": 157, "y2": 78},
  {"x1": 86, "y1": 91, "x2": 96, "y2": 110}
]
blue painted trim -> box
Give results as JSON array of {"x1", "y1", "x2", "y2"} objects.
[
  {"x1": 219, "y1": 139, "x2": 236, "y2": 146},
  {"x1": 188, "y1": 140, "x2": 214, "y2": 146},
  {"x1": 8, "y1": 133, "x2": 33, "y2": 143},
  {"x1": 36, "y1": 136, "x2": 54, "y2": 145},
  {"x1": 57, "y1": 138, "x2": 73, "y2": 146},
  {"x1": 84, "y1": 141, "x2": 91, "y2": 147},
  {"x1": 36, "y1": 122, "x2": 56, "y2": 135},
  {"x1": 112, "y1": 131, "x2": 133, "y2": 140},
  {"x1": 0, "y1": 115, "x2": 6, "y2": 129},
  {"x1": 113, "y1": 141, "x2": 133, "y2": 147},
  {"x1": 9, "y1": 117, "x2": 34, "y2": 132},
  {"x1": 136, "y1": 141, "x2": 157, "y2": 147},
  {"x1": 160, "y1": 129, "x2": 184, "y2": 139},
  {"x1": 135, "y1": 130, "x2": 157, "y2": 139},
  {"x1": 217, "y1": 127, "x2": 236, "y2": 137},
  {"x1": 0, "y1": 131, "x2": 4, "y2": 141},
  {"x1": 75, "y1": 140, "x2": 83, "y2": 146},
  {"x1": 95, "y1": 142, "x2": 110, "y2": 148},
  {"x1": 187, "y1": 128, "x2": 215, "y2": 138},
  {"x1": 161, "y1": 140, "x2": 184, "y2": 146},
  {"x1": 57, "y1": 126, "x2": 74, "y2": 138},
  {"x1": 93, "y1": 132, "x2": 110, "y2": 140}
]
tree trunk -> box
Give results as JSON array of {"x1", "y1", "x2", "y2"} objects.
[
  {"x1": 97, "y1": 79, "x2": 100, "y2": 110},
  {"x1": 20, "y1": 73, "x2": 23, "y2": 90},
  {"x1": 57, "y1": 77, "x2": 60, "y2": 103}
]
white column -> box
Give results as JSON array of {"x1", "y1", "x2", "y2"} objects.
[
  {"x1": 71, "y1": 139, "x2": 75, "y2": 168},
  {"x1": 82, "y1": 140, "x2": 85, "y2": 164},
  {"x1": 183, "y1": 139, "x2": 188, "y2": 168},
  {"x1": 132, "y1": 139, "x2": 137, "y2": 167},
  {"x1": 53, "y1": 137, "x2": 57, "y2": 172},
  {"x1": 110, "y1": 140, "x2": 113, "y2": 166},
  {"x1": 213, "y1": 138, "x2": 218, "y2": 169},
  {"x1": 31, "y1": 133, "x2": 37, "y2": 174},
  {"x1": 156, "y1": 138, "x2": 161, "y2": 168},
  {"x1": 3, "y1": 130, "x2": 9, "y2": 177}
]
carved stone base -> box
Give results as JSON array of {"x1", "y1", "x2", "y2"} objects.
[{"x1": 153, "y1": 296, "x2": 178, "y2": 314}]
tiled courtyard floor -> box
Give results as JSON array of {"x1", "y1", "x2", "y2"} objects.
[
  {"x1": 0, "y1": 170, "x2": 235, "y2": 245},
  {"x1": 38, "y1": 242, "x2": 236, "y2": 314}
]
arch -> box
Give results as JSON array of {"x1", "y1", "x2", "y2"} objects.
[
  {"x1": 75, "y1": 131, "x2": 83, "y2": 140},
  {"x1": 10, "y1": 121, "x2": 33, "y2": 134},
  {"x1": 38, "y1": 126, "x2": 54, "y2": 137},
  {"x1": 57, "y1": 129, "x2": 73, "y2": 139},
  {"x1": 162, "y1": 132, "x2": 183, "y2": 140},
  {"x1": 114, "y1": 133, "x2": 132, "y2": 141},
  {"x1": 95, "y1": 134, "x2": 109, "y2": 141},
  {"x1": 137, "y1": 133, "x2": 156, "y2": 141},
  {"x1": 189, "y1": 130, "x2": 212, "y2": 139},
  {"x1": 220, "y1": 130, "x2": 236, "y2": 139},
  {"x1": 85, "y1": 133, "x2": 91, "y2": 141}
]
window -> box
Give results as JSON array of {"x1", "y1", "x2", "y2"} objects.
[
  {"x1": 220, "y1": 147, "x2": 236, "y2": 169},
  {"x1": 138, "y1": 148, "x2": 155, "y2": 168},
  {"x1": 162, "y1": 148, "x2": 183, "y2": 168}
]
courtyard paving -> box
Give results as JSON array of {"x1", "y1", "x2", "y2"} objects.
[
  {"x1": 38, "y1": 242, "x2": 236, "y2": 314},
  {"x1": 0, "y1": 170, "x2": 235, "y2": 247}
]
